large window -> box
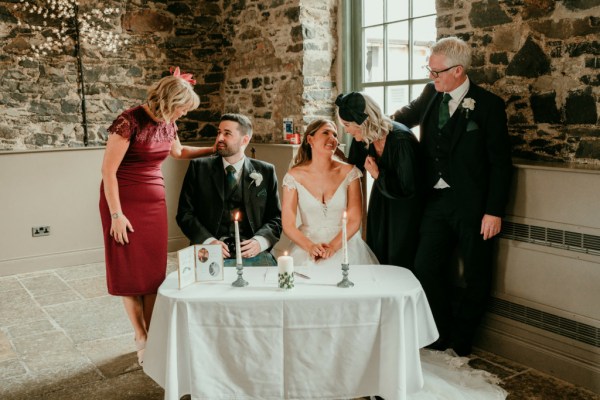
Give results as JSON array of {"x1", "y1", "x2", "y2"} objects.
[{"x1": 344, "y1": 0, "x2": 436, "y2": 119}]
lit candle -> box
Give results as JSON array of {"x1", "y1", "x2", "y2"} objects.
[
  {"x1": 342, "y1": 211, "x2": 348, "y2": 264},
  {"x1": 278, "y1": 251, "x2": 294, "y2": 274},
  {"x1": 234, "y1": 212, "x2": 242, "y2": 265}
]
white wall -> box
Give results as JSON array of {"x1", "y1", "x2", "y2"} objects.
[{"x1": 0, "y1": 144, "x2": 297, "y2": 276}]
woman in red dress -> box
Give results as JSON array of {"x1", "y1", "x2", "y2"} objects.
[{"x1": 99, "y1": 68, "x2": 214, "y2": 365}]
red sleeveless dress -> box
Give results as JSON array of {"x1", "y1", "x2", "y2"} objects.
[{"x1": 99, "y1": 106, "x2": 176, "y2": 296}]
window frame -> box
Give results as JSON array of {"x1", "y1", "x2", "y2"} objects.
[{"x1": 342, "y1": 0, "x2": 435, "y2": 113}]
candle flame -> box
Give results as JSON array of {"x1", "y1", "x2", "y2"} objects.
[
  {"x1": 284, "y1": 251, "x2": 288, "y2": 256},
  {"x1": 235, "y1": 212, "x2": 240, "y2": 221},
  {"x1": 343, "y1": 211, "x2": 347, "y2": 218}
]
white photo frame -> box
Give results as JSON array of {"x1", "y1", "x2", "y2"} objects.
[{"x1": 177, "y1": 244, "x2": 224, "y2": 289}]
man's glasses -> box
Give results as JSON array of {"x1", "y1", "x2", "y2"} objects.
[{"x1": 424, "y1": 65, "x2": 460, "y2": 78}]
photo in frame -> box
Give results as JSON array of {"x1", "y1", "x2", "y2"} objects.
[{"x1": 177, "y1": 244, "x2": 224, "y2": 289}]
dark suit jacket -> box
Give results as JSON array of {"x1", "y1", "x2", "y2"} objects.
[
  {"x1": 393, "y1": 81, "x2": 512, "y2": 219},
  {"x1": 176, "y1": 156, "x2": 282, "y2": 248}
]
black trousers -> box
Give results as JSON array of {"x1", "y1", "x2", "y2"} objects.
[{"x1": 413, "y1": 189, "x2": 494, "y2": 348}]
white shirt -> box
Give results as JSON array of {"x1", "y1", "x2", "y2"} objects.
[
  {"x1": 203, "y1": 156, "x2": 270, "y2": 252},
  {"x1": 434, "y1": 77, "x2": 470, "y2": 189}
]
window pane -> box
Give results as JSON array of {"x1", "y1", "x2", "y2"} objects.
[
  {"x1": 364, "y1": 86, "x2": 384, "y2": 110},
  {"x1": 410, "y1": 83, "x2": 426, "y2": 102},
  {"x1": 386, "y1": 85, "x2": 409, "y2": 116},
  {"x1": 412, "y1": 0, "x2": 436, "y2": 18},
  {"x1": 387, "y1": 22, "x2": 409, "y2": 81},
  {"x1": 412, "y1": 15, "x2": 436, "y2": 79},
  {"x1": 363, "y1": 0, "x2": 384, "y2": 26},
  {"x1": 410, "y1": 83, "x2": 427, "y2": 140},
  {"x1": 364, "y1": 26, "x2": 384, "y2": 83},
  {"x1": 387, "y1": 0, "x2": 408, "y2": 22}
]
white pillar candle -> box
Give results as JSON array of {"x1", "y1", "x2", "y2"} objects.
[
  {"x1": 278, "y1": 252, "x2": 294, "y2": 274},
  {"x1": 342, "y1": 211, "x2": 348, "y2": 264},
  {"x1": 234, "y1": 212, "x2": 242, "y2": 265}
]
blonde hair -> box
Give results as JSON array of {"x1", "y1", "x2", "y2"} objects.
[
  {"x1": 146, "y1": 75, "x2": 200, "y2": 123},
  {"x1": 343, "y1": 93, "x2": 393, "y2": 146},
  {"x1": 291, "y1": 119, "x2": 336, "y2": 168},
  {"x1": 431, "y1": 36, "x2": 472, "y2": 71}
]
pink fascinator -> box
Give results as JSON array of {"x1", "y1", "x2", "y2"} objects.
[{"x1": 169, "y1": 66, "x2": 196, "y2": 85}]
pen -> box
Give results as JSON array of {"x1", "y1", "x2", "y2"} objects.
[{"x1": 294, "y1": 272, "x2": 311, "y2": 280}]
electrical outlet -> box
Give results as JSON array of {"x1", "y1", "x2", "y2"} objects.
[{"x1": 32, "y1": 226, "x2": 51, "y2": 237}]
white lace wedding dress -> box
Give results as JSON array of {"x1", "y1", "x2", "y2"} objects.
[
  {"x1": 282, "y1": 167, "x2": 379, "y2": 267},
  {"x1": 284, "y1": 167, "x2": 507, "y2": 400}
]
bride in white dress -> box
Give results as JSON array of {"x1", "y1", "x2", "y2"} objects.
[
  {"x1": 282, "y1": 119, "x2": 506, "y2": 400},
  {"x1": 282, "y1": 119, "x2": 378, "y2": 267}
]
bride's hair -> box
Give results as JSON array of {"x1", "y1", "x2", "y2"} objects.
[{"x1": 290, "y1": 119, "x2": 336, "y2": 168}]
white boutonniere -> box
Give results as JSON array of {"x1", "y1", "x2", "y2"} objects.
[
  {"x1": 249, "y1": 171, "x2": 263, "y2": 187},
  {"x1": 462, "y1": 98, "x2": 476, "y2": 118}
]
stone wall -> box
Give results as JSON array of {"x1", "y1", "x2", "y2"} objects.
[
  {"x1": 0, "y1": 0, "x2": 337, "y2": 150},
  {"x1": 437, "y1": 0, "x2": 600, "y2": 163},
  {"x1": 0, "y1": 0, "x2": 227, "y2": 149},
  {"x1": 221, "y1": 0, "x2": 338, "y2": 143}
]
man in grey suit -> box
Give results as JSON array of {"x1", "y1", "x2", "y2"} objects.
[{"x1": 176, "y1": 113, "x2": 282, "y2": 266}]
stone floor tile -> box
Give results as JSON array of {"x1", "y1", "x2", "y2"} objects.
[
  {"x1": 472, "y1": 348, "x2": 529, "y2": 373},
  {"x1": 55, "y1": 263, "x2": 106, "y2": 281},
  {"x1": 19, "y1": 274, "x2": 71, "y2": 298},
  {"x1": 34, "y1": 289, "x2": 82, "y2": 306},
  {"x1": 0, "y1": 277, "x2": 22, "y2": 293},
  {"x1": 503, "y1": 370, "x2": 599, "y2": 400},
  {"x1": 5, "y1": 319, "x2": 56, "y2": 338},
  {"x1": 11, "y1": 331, "x2": 95, "y2": 375},
  {"x1": 0, "y1": 289, "x2": 46, "y2": 327},
  {"x1": 77, "y1": 334, "x2": 141, "y2": 378},
  {"x1": 468, "y1": 357, "x2": 517, "y2": 380},
  {"x1": 0, "y1": 330, "x2": 17, "y2": 362},
  {"x1": 42, "y1": 369, "x2": 163, "y2": 400},
  {"x1": 67, "y1": 276, "x2": 109, "y2": 298},
  {"x1": 44, "y1": 295, "x2": 131, "y2": 343},
  {"x1": 0, "y1": 359, "x2": 27, "y2": 380},
  {"x1": 0, "y1": 366, "x2": 103, "y2": 400}
]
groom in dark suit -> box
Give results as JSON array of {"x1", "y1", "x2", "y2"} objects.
[
  {"x1": 176, "y1": 113, "x2": 282, "y2": 266},
  {"x1": 392, "y1": 37, "x2": 513, "y2": 356}
]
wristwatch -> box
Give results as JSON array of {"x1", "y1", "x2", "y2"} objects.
[{"x1": 111, "y1": 212, "x2": 121, "y2": 219}]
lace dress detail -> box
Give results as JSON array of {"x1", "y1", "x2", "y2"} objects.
[
  {"x1": 284, "y1": 166, "x2": 378, "y2": 267},
  {"x1": 107, "y1": 106, "x2": 177, "y2": 144}
]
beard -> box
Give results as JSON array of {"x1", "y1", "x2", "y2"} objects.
[{"x1": 216, "y1": 142, "x2": 241, "y2": 157}]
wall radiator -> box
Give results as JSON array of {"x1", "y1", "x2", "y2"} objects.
[{"x1": 488, "y1": 220, "x2": 600, "y2": 348}]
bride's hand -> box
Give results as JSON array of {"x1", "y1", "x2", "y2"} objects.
[
  {"x1": 308, "y1": 243, "x2": 326, "y2": 260},
  {"x1": 320, "y1": 246, "x2": 335, "y2": 260}
]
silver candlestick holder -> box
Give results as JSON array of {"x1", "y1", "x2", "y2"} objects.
[
  {"x1": 231, "y1": 262, "x2": 248, "y2": 287},
  {"x1": 336, "y1": 263, "x2": 354, "y2": 288}
]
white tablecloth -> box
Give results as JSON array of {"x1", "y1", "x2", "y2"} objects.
[{"x1": 144, "y1": 265, "x2": 438, "y2": 400}]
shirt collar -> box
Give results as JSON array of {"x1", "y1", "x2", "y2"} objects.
[
  {"x1": 448, "y1": 77, "x2": 470, "y2": 103},
  {"x1": 222, "y1": 156, "x2": 245, "y2": 172}
]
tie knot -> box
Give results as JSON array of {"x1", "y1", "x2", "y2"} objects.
[
  {"x1": 226, "y1": 165, "x2": 236, "y2": 175},
  {"x1": 442, "y1": 93, "x2": 452, "y2": 104}
]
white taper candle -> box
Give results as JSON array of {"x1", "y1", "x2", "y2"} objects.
[{"x1": 234, "y1": 212, "x2": 242, "y2": 265}]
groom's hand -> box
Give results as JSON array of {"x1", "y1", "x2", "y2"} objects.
[
  {"x1": 210, "y1": 239, "x2": 231, "y2": 259},
  {"x1": 241, "y1": 239, "x2": 261, "y2": 258}
]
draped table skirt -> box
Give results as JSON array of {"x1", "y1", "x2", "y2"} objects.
[{"x1": 143, "y1": 265, "x2": 438, "y2": 400}]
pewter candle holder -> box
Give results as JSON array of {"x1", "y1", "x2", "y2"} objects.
[
  {"x1": 336, "y1": 263, "x2": 354, "y2": 288},
  {"x1": 231, "y1": 262, "x2": 248, "y2": 287}
]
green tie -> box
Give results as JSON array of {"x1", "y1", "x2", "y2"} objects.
[
  {"x1": 438, "y1": 93, "x2": 452, "y2": 129},
  {"x1": 225, "y1": 165, "x2": 236, "y2": 192}
]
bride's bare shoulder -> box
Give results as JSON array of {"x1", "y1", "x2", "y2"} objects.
[
  {"x1": 288, "y1": 165, "x2": 310, "y2": 180},
  {"x1": 333, "y1": 159, "x2": 354, "y2": 174}
]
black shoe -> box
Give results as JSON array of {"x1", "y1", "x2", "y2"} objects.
[
  {"x1": 425, "y1": 336, "x2": 450, "y2": 351},
  {"x1": 451, "y1": 341, "x2": 472, "y2": 357}
]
